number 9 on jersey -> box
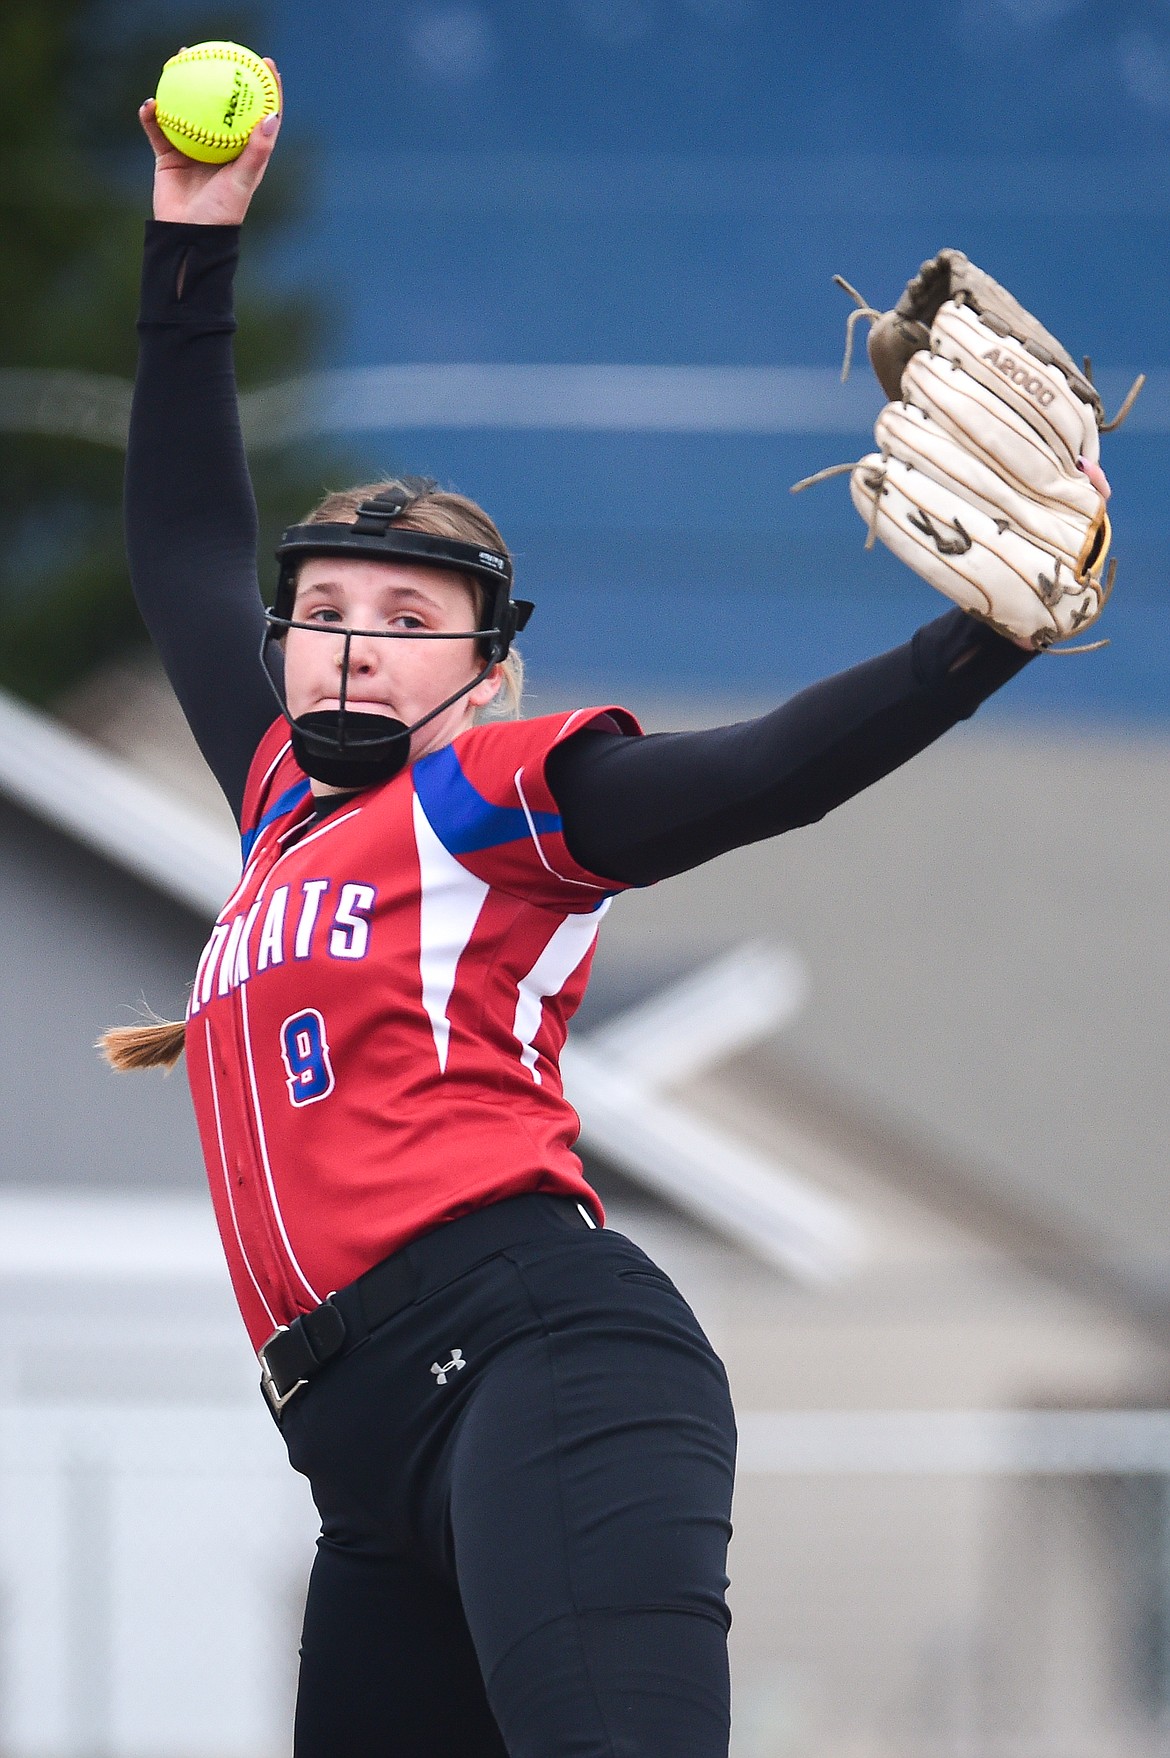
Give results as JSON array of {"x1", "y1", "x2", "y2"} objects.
[{"x1": 280, "y1": 1009, "x2": 335, "y2": 1106}]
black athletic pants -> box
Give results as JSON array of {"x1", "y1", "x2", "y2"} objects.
[{"x1": 278, "y1": 1196, "x2": 737, "y2": 1757}]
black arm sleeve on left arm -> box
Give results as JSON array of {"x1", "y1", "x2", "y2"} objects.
[
  {"x1": 125, "y1": 221, "x2": 274, "y2": 824},
  {"x1": 546, "y1": 609, "x2": 1033, "y2": 886}
]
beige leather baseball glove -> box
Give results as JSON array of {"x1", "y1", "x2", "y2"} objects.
[{"x1": 797, "y1": 250, "x2": 1144, "y2": 650}]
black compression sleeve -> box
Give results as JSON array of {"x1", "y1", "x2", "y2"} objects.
[
  {"x1": 546, "y1": 609, "x2": 1034, "y2": 885},
  {"x1": 124, "y1": 220, "x2": 274, "y2": 824}
]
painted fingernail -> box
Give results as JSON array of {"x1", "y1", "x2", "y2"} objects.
[{"x1": 262, "y1": 111, "x2": 281, "y2": 135}]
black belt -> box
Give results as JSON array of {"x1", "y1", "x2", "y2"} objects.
[{"x1": 258, "y1": 1192, "x2": 598, "y2": 1416}]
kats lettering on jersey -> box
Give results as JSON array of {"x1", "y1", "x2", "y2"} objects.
[{"x1": 184, "y1": 707, "x2": 641, "y2": 1351}]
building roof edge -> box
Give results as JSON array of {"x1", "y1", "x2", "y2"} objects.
[{"x1": 0, "y1": 689, "x2": 236, "y2": 921}]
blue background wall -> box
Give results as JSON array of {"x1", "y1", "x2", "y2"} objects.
[{"x1": 232, "y1": 1, "x2": 1168, "y2": 713}]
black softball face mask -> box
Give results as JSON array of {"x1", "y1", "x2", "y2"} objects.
[{"x1": 261, "y1": 490, "x2": 533, "y2": 791}]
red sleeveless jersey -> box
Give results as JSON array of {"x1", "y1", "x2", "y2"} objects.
[{"x1": 184, "y1": 708, "x2": 640, "y2": 1350}]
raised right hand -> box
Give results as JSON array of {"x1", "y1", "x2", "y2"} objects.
[{"x1": 139, "y1": 57, "x2": 282, "y2": 227}]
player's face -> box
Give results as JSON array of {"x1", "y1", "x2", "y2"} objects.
[{"x1": 284, "y1": 557, "x2": 502, "y2": 768}]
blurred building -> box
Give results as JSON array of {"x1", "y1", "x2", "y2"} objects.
[
  {"x1": 4, "y1": 3, "x2": 1169, "y2": 1751},
  {"x1": 3, "y1": 682, "x2": 1170, "y2": 1757}
]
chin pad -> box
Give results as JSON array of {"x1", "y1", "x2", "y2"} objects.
[{"x1": 290, "y1": 710, "x2": 412, "y2": 790}]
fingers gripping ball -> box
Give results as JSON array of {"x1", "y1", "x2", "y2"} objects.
[{"x1": 154, "y1": 42, "x2": 278, "y2": 164}]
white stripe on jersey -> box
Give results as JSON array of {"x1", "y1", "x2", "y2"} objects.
[
  {"x1": 238, "y1": 982, "x2": 322, "y2": 1304},
  {"x1": 513, "y1": 763, "x2": 609, "y2": 890},
  {"x1": 255, "y1": 739, "x2": 292, "y2": 799},
  {"x1": 202, "y1": 1020, "x2": 278, "y2": 1332},
  {"x1": 412, "y1": 794, "x2": 490, "y2": 1074},
  {"x1": 512, "y1": 902, "x2": 611, "y2": 1084}
]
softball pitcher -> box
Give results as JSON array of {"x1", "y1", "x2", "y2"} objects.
[{"x1": 108, "y1": 61, "x2": 1120, "y2": 1758}]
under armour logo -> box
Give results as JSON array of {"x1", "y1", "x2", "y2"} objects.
[{"x1": 430, "y1": 1350, "x2": 466, "y2": 1386}]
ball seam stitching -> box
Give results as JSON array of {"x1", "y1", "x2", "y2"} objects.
[
  {"x1": 159, "y1": 45, "x2": 278, "y2": 145},
  {"x1": 155, "y1": 106, "x2": 256, "y2": 149}
]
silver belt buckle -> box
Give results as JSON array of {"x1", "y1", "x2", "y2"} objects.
[{"x1": 259, "y1": 1326, "x2": 308, "y2": 1415}]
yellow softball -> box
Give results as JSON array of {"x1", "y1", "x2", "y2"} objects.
[{"x1": 154, "y1": 42, "x2": 279, "y2": 165}]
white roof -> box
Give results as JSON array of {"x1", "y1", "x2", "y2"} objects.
[{"x1": 0, "y1": 687, "x2": 238, "y2": 918}]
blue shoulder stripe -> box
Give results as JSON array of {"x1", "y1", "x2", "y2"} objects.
[
  {"x1": 240, "y1": 778, "x2": 312, "y2": 861},
  {"x1": 414, "y1": 742, "x2": 560, "y2": 855}
]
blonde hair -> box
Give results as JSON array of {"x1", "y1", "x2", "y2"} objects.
[
  {"x1": 99, "y1": 1015, "x2": 186, "y2": 1072},
  {"x1": 100, "y1": 477, "x2": 524, "y2": 1073}
]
